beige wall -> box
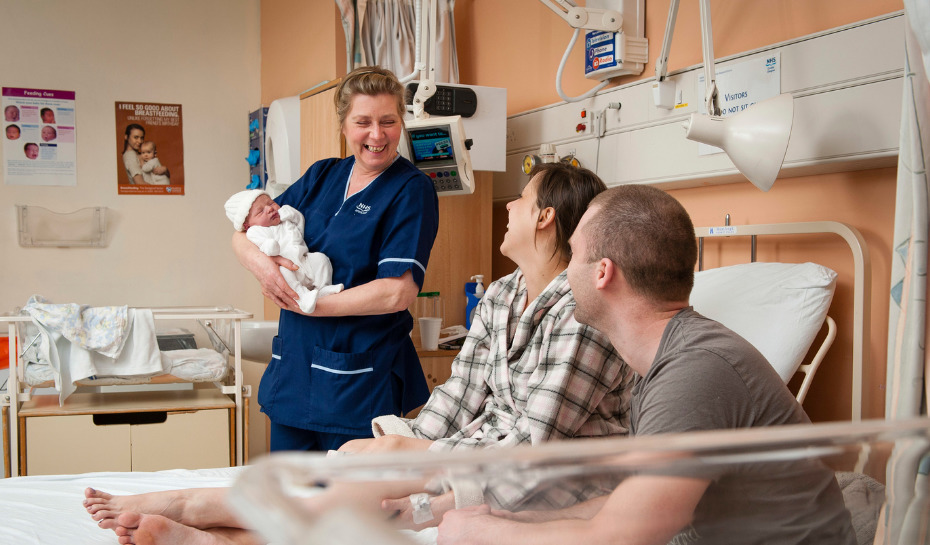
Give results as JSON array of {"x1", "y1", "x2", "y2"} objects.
[
  {"x1": 0, "y1": 0, "x2": 263, "y2": 316},
  {"x1": 260, "y1": 0, "x2": 346, "y2": 105},
  {"x1": 470, "y1": 0, "x2": 903, "y2": 423}
]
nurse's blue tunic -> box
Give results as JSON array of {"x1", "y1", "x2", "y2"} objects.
[{"x1": 259, "y1": 155, "x2": 439, "y2": 435}]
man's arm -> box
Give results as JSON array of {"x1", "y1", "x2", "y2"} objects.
[{"x1": 438, "y1": 475, "x2": 709, "y2": 545}]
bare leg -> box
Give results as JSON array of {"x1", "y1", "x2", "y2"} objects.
[
  {"x1": 84, "y1": 487, "x2": 242, "y2": 530},
  {"x1": 113, "y1": 512, "x2": 261, "y2": 545}
]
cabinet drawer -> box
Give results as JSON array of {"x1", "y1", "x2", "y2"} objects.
[
  {"x1": 23, "y1": 408, "x2": 230, "y2": 475},
  {"x1": 26, "y1": 414, "x2": 131, "y2": 475},
  {"x1": 131, "y1": 409, "x2": 230, "y2": 471}
]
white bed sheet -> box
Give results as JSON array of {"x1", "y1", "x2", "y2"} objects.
[
  {"x1": 0, "y1": 467, "x2": 240, "y2": 544},
  {"x1": 0, "y1": 466, "x2": 439, "y2": 545}
]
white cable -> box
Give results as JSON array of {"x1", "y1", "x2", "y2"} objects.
[
  {"x1": 399, "y1": 0, "x2": 424, "y2": 83},
  {"x1": 556, "y1": 28, "x2": 609, "y2": 103}
]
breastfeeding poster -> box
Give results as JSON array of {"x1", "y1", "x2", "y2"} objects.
[
  {"x1": 114, "y1": 101, "x2": 185, "y2": 195},
  {"x1": 3, "y1": 87, "x2": 77, "y2": 186}
]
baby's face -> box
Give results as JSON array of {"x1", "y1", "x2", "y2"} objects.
[
  {"x1": 140, "y1": 143, "x2": 156, "y2": 162},
  {"x1": 246, "y1": 194, "x2": 281, "y2": 228},
  {"x1": 41, "y1": 126, "x2": 55, "y2": 141}
]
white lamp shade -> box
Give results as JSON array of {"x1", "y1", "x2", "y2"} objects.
[{"x1": 684, "y1": 93, "x2": 794, "y2": 191}]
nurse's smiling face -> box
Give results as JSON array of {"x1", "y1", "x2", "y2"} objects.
[{"x1": 342, "y1": 93, "x2": 403, "y2": 176}]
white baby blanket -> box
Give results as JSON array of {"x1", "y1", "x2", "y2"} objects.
[{"x1": 22, "y1": 296, "x2": 164, "y2": 403}]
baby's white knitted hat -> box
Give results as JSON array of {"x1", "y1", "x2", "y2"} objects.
[{"x1": 225, "y1": 189, "x2": 267, "y2": 231}]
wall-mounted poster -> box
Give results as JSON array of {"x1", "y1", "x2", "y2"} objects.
[
  {"x1": 3, "y1": 87, "x2": 77, "y2": 186},
  {"x1": 115, "y1": 101, "x2": 184, "y2": 195}
]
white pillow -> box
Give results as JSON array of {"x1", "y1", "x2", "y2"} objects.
[{"x1": 690, "y1": 262, "x2": 837, "y2": 382}]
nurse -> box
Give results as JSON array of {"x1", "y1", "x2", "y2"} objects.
[{"x1": 233, "y1": 66, "x2": 440, "y2": 452}]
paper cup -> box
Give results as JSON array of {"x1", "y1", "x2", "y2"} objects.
[{"x1": 418, "y1": 317, "x2": 443, "y2": 351}]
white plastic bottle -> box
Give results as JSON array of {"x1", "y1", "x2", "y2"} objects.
[{"x1": 471, "y1": 275, "x2": 485, "y2": 297}]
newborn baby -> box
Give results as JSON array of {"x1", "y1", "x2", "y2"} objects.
[{"x1": 225, "y1": 189, "x2": 342, "y2": 313}]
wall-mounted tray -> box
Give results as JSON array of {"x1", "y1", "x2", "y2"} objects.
[{"x1": 17, "y1": 205, "x2": 108, "y2": 248}]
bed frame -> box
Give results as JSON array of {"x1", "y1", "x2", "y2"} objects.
[
  {"x1": 1, "y1": 306, "x2": 253, "y2": 477},
  {"x1": 695, "y1": 220, "x2": 870, "y2": 421}
]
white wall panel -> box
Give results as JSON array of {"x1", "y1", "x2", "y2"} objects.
[{"x1": 493, "y1": 12, "x2": 904, "y2": 201}]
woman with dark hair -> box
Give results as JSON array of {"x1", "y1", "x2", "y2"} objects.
[
  {"x1": 338, "y1": 161, "x2": 634, "y2": 519},
  {"x1": 122, "y1": 123, "x2": 168, "y2": 184}
]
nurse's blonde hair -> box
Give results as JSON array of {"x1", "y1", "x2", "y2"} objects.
[{"x1": 334, "y1": 66, "x2": 407, "y2": 128}]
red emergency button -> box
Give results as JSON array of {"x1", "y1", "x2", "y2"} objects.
[{"x1": 576, "y1": 123, "x2": 586, "y2": 132}]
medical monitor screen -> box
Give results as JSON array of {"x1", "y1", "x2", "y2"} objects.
[{"x1": 407, "y1": 125, "x2": 455, "y2": 166}]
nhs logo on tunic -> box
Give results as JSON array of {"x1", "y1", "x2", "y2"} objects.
[{"x1": 355, "y1": 203, "x2": 371, "y2": 215}]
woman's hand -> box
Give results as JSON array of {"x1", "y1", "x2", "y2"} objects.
[
  {"x1": 338, "y1": 435, "x2": 434, "y2": 454},
  {"x1": 381, "y1": 491, "x2": 455, "y2": 530}
]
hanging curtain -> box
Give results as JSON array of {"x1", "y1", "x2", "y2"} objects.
[
  {"x1": 335, "y1": 0, "x2": 459, "y2": 83},
  {"x1": 335, "y1": 0, "x2": 356, "y2": 74},
  {"x1": 882, "y1": 2, "x2": 930, "y2": 544}
]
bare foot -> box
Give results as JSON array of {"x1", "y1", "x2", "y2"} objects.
[
  {"x1": 114, "y1": 512, "x2": 238, "y2": 545},
  {"x1": 83, "y1": 487, "x2": 237, "y2": 530}
]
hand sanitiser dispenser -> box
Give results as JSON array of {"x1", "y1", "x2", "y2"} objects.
[{"x1": 465, "y1": 275, "x2": 485, "y2": 329}]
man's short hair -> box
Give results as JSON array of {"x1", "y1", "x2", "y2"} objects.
[{"x1": 585, "y1": 185, "x2": 697, "y2": 303}]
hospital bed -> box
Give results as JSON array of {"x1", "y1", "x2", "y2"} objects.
[
  {"x1": 1, "y1": 306, "x2": 253, "y2": 478},
  {"x1": 0, "y1": 417, "x2": 917, "y2": 544},
  {"x1": 691, "y1": 220, "x2": 869, "y2": 421}
]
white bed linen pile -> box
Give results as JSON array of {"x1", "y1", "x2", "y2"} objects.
[
  {"x1": 22, "y1": 297, "x2": 165, "y2": 402},
  {"x1": 23, "y1": 347, "x2": 229, "y2": 387},
  {"x1": 17, "y1": 297, "x2": 229, "y2": 396}
]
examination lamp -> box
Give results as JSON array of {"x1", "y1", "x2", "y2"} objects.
[
  {"x1": 653, "y1": 0, "x2": 794, "y2": 191},
  {"x1": 684, "y1": 93, "x2": 793, "y2": 192}
]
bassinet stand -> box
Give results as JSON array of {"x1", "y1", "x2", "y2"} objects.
[{"x1": 1, "y1": 306, "x2": 253, "y2": 478}]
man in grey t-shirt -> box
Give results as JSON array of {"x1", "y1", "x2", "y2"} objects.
[{"x1": 438, "y1": 185, "x2": 854, "y2": 545}]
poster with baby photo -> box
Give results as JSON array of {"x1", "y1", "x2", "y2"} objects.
[
  {"x1": 3, "y1": 87, "x2": 77, "y2": 186},
  {"x1": 114, "y1": 101, "x2": 184, "y2": 195}
]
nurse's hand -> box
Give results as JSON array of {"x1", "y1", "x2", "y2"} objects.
[
  {"x1": 258, "y1": 255, "x2": 301, "y2": 311},
  {"x1": 233, "y1": 230, "x2": 300, "y2": 310},
  {"x1": 338, "y1": 435, "x2": 434, "y2": 454}
]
